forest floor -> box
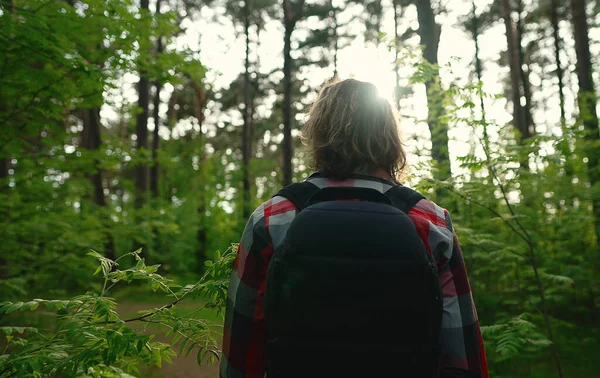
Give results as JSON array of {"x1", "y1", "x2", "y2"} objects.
[{"x1": 117, "y1": 301, "x2": 221, "y2": 378}]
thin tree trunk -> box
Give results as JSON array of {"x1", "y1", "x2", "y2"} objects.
[
  {"x1": 196, "y1": 137, "x2": 207, "y2": 270},
  {"x1": 550, "y1": 0, "x2": 566, "y2": 127},
  {"x1": 282, "y1": 3, "x2": 293, "y2": 186},
  {"x1": 570, "y1": 0, "x2": 600, "y2": 247},
  {"x1": 82, "y1": 108, "x2": 106, "y2": 207},
  {"x1": 135, "y1": 0, "x2": 150, "y2": 259},
  {"x1": 193, "y1": 82, "x2": 208, "y2": 268},
  {"x1": 150, "y1": 0, "x2": 164, "y2": 260},
  {"x1": 330, "y1": 0, "x2": 339, "y2": 78},
  {"x1": 471, "y1": 1, "x2": 485, "y2": 122},
  {"x1": 82, "y1": 107, "x2": 116, "y2": 261},
  {"x1": 393, "y1": 0, "x2": 401, "y2": 110},
  {"x1": 414, "y1": 0, "x2": 451, "y2": 182},
  {"x1": 151, "y1": 0, "x2": 163, "y2": 199},
  {"x1": 282, "y1": 0, "x2": 306, "y2": 186},
  {"x1": 516, "y1": 0, "x2": 534, "y2": 135},
  {"x1": 0, "y1": 158, "x2": 8, "y2": 185},
  {"x1": 0, "y1": 155, "x2": 8, "y2": 278},
  {"x1": 242, "y1": 0, "x2": 253, "y2": 219},
  {"x1": 501, "y1": 0, "x2": 529, "y2": 141},
  {"x1": 151, "y1": 47, "x2": 163, "y2": 198},
  {"x1": 136, "y1": 5, "x2": 150, "y2": 207},
  {"x1": 151, "y1": 82, "x2": 161, "y2": 198}
]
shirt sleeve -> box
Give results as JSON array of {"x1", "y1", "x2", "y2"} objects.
[
  {"x1": 408, "y1": 200, "x2": 489, "y2": 378},
  {"x1": 220, "y1": 202, "x2": 273, "y2": 378}
]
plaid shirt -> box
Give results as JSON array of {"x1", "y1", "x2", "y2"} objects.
[{"x1": 220, "y1": 175, "x2": 489, "y2": 378}]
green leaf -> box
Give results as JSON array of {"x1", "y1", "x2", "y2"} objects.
[
  {"x1": 197, "y1": 349, "x2": 204, "y2": 366},
  {"x1": 23, "y1": 301, "x2": 39, "y2": 311},
  {"x1": 4, "y1": 302, "x2": 24, "y2": 314},
  {"x1": 151, "y1": 348, "x2": 162, "y2": 368},
  {"x1": 0, "y1": 326, "x2": 38, "y2": 335}
]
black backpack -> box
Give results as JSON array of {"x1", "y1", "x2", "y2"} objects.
[{"x1": 264, "y1": 181, "x2": 444, "y2": 378}]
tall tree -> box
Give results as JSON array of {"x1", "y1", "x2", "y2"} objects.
[
  {"x1": 470, "y1": 0, "x2": 486, "y2": 121},
  {"x1": 282, "y1": 0, "x2": 306, "y2": 186},
  {"x1": 0, "y1": 155, "x2": 7, "y2": 184},
  {"x1": 570, "y1": 0, "x2": 600, "y2": 245},
  {"x1": 81, "y1": 108, "x2": 116, "y2": 260},
  {"x1": 151, "y1": 1, "x2": 163, "y2": 199},
  {"x1": 135, "y1": 0, "x2": 151, "y2": 258},
  {"x1": 393, "y1": 0, "x2": 402, "y2": 109},
  {"x1": 193, "y1": 82, "x2": 209, "y2": 268},
  {"x1": 151, "y1": 81, "x2": 162, "y2": 198},
  {"x1": 516, "y1": 0, "x2": 535, "y2": 134},
  {"x1": 242, "y1": 0, "x2": 253, "y2": 218},
  {"x1": 298, "y1": 0, "x2": 348, "y2": 81},
  {"x1": 550, "y1": 0, "x2": 566, "y2": 127},
  {"x1": 0, "y1": 146, "x2": 8, "y2": 278},
  {"x1": 329, "y1": 0, "x2": 339, "y2": 78},
  {"x1": 361, "y1": 0, "x2": 384, "y2": 42},
  {"x1": 500, "y1": 0, "x2": 531, "y2": 141},
  {"x1": 414, "y1": 0, "x2": 451, "y2": 182}
]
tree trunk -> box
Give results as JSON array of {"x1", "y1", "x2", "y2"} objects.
[
  {"x1": 135, "y1": 0, "x2": 150, "y2": 259},
  {"x1": 550, "y1": 0, "x2": 566, "y2": 127},
  {"x1": 501, "y1": 0, "x2": 529, "y2": 142},
  {"x1": 150, "y1": 0, "x2": 164, "y2": 261},
  {"x1": 151, "y1": 47, "x2": 163, "y2": 198},
  {"x1": 0, "y1": 154, "x2": 8, "y2": 278},
  {"x1": 151, "y1": 81, "x2": 161, "y2": 198},
  {"x1": 81, "y1": 107, "x2": 116, "y2": 261},
  {"x1": 242, "y1": 0, "x2": 253, "y2": 219},
  {"x1": 414, "y1": 0, "x2": 451, "y2": 182},
  {"x1": 330, "y1": 0, "x2": 339, "y2": 78},
  {"x1": 282, "y1": 0, "x2": 305, "y2": 186},
  {"x1": 82, "y1": 108, "x2": 106, "y2": 208},
  {"x1": 516, "y1": 0, "x2": 534, "y2": 134},
  {"x1": 393, "y1": 0, "x2": 401, "y2": 110},
  {"x1": 471, "y1": 1, "x2": 485, "y2": 122},
  {"x1": 196, "y1": 137, "x2": 207, "y2": 270},
  {"x1": 193, "y1": 82, "x2": 208, "y2": 268},
  {"x1": 282, "y1": 5, "x2": 293, "y2": 186},
  {"x1": 151, "y1": 0, "x2": 163, "y2": 199},
  {"x1": 570, "y1": 0, "x2": 600, "y2": 246},
  {"x1": 0, "y1": 158, "x2": 8, "y2": 185}
]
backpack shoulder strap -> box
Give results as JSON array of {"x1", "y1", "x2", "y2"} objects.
[
  {"x1": 384, "y1": 185, "x2": 426, "y2": 214},
  {"x1": 274, "y1": 181, "x2": 320, "y2": 212}
]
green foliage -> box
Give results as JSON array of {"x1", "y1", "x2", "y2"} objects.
[
  {"x1": 0, "y1": 0, "x2": 215, "y2": 300},
  {"x1": 0, "y1": 246, "x2": 235, "y2": 377},
  {"x1": 481, "y1": 314, "x2": 552, "y2": 362},
  {"x1": 410, "y1": 69, "x2": 600, "y2": 377},
  {"x1": 2, "y1": 0, "x2": 600, "y2": 377}
]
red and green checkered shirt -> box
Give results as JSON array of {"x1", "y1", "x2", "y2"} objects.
[{"x1": 220, "y1": 175, "x2": 489, "y2": 378}]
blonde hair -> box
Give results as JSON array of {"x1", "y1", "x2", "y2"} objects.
[{"x1": 302, "y1": 79, "x2": 407, "y2": 183}]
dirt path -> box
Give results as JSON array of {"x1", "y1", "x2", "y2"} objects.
[{"x1": 117, "y1": 302, "x2": 220, "y2": 378}]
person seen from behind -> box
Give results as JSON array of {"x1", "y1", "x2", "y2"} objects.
[{"x1": 220, "y1": 78, "x2": 488, "y2": 378}]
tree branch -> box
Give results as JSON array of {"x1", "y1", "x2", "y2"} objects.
[
  {"x1": 474, "y1": 126, "x2": 564, "y2": 378},
  {"x1": 0, "y1": 67, "x2": 78, "y2": 124},
  {"x1": 120, "y1": 267, "x2": 215, "y2": 323},
  {"x1": 445, "y1": 185, "x2": 529, "y2": 243}
]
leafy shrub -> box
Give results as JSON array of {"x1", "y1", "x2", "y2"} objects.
[{"x1": 0, "y1": 245, "x2": 236, "y2": 377}]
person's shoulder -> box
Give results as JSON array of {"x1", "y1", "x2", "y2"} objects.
[
  {"x1": 408, "y1": 197, "x2": 452, "y2": 230},
  {"x1": 249, "y1": 194, "x2": 298, "y2": 222},
  {"x1": 411, "y1": 197, "x2": 445, "y2": 215},
  {"x1": 267, "y1": 194, "x2": 299, "y2": 214}
]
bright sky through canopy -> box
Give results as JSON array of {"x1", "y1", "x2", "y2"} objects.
[
  {"x1": 103, "y1": 0, "x2": 599, "y2": 178},
  {"x1": 181, "y1": 0, "x2": 513, "y2": 172}
]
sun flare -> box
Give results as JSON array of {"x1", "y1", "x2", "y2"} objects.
[{"x1": 336, "y1": 42, "x2": 398, "y2": 106}]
